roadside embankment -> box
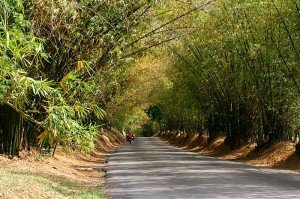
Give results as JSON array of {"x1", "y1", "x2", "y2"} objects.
[
  {"x1": 159, "y1": 131, "x2": 300, "y2": 173},
  {"x1": 0, "y1": 129, "x2": 125, "y2": 199}
]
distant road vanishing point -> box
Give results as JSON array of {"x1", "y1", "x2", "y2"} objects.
[{"x1": 106, "y1": 137, "x2": 300, "y2": 199}]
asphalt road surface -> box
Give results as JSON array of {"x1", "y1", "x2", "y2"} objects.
[{"x1": 106, "y1": 137, "x2": 300, "y2": 199}]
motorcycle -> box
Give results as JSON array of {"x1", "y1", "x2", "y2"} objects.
[{"x1": 126, "y1": 133, "x2": 134, "y2": 144}]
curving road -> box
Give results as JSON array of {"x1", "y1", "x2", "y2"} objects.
[{"x1": 106, "y1": 137, "x2": 300, "y2": 199}]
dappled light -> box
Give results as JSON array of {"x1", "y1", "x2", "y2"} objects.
[
  {"x1": 1, "y1": 0, "x2": 300, "y2": 197},
  {"x1": 106, "y1": 138, "x2": 300, "y2": 198}
]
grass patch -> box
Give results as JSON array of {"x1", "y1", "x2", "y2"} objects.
[{"x1": 0, "y1": 168, "x2": 107, "y2": 199}]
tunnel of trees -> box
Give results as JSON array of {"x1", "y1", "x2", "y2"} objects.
[{"x1": 0, "y1": 0, "x2": 299, "y2": 157}]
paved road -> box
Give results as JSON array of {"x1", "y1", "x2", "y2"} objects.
[{"x1": 106, "y1": 137, "x2": 300, "y2": 199}]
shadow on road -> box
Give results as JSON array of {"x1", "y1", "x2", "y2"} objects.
[{"x1": 106, "y1": 137, "x2": 300, "y2": 199}]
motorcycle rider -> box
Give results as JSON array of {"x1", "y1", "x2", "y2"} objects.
[{"x1": 126, "y1": 132, "x2": 134, "y2": 144}]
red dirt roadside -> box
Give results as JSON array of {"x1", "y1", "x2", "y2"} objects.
[
  {"x1": 159, "y1": 131, "x2": 300, "y2": 173},
  {"x1": 0, "y1": 129, "x2": 125, "y2": 198}
]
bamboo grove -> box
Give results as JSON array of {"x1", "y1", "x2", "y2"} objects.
[
  {"x1": 0, "y1": 0, "x2": 214, "y2": 156},
  {"x1": 148, "y1": 0, "x2": 300, "y2": 150},
  {"x1": 1, "y1": 0, "x2": 299, "y2": 156}
]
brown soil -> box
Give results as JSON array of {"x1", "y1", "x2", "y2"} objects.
[
  {"x1": 159, "y1": 131, "x2": 300, "y2": 173},
  {"x1": 0, "y1": 129, "x2": 125, "y2": 187}
]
